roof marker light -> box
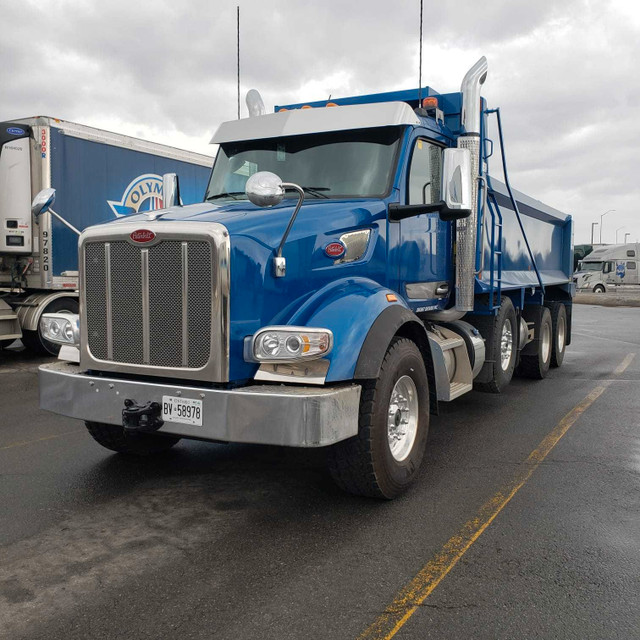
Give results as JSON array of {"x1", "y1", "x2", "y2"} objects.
[
  {"x1": 301, "y1": 105, "x2": 313, "y2": 109},
  {"x1": 422, "y1": 97, "x2": 438, "y2": 109},
  {"x1": 326, "y1": 102, "x2": 338, "y2": 107}
]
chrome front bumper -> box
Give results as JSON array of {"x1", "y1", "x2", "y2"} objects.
[{"x1": 39, "y1": 362, "x2": 361, "y2": 447}]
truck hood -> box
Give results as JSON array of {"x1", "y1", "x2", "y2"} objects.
[{"x1": 109, "y1": 198, "x2": 387, "y2": 249}]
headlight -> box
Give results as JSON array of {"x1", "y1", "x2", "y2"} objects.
[
  {"x1": 40, "y1": 313, "x2": 80, "y2": 346},
  {"x1": 247, "y1": 326, "x2": 333, "y2": 363}
]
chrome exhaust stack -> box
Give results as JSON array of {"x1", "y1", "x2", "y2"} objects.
[{"x1": 455, "y1": 56, "x2": 488, "y2": 312}]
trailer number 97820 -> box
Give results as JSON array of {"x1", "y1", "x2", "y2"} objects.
[{"x1": 161, "y1": 396, "x2": 203, "y2": 426}]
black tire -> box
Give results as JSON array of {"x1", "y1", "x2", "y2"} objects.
[
  {"x1": 593, "y1": 284, "x2": 605, "y2": 293},
  {"x1": 547, "y1": 302, "x2": 567, "y2": 368},
  {"x1": 22, "y1": 297, "x2": 79, "y2": 356},
  {"x1": 469, "y1": 298, "x2": 517, "y2": 393},
  {"x1": 519, "y1": 307, "x2": 552, "y2": 379},
  {"x1": 327, "y1": 337, "x2": 429, "y2": 499},
  {"x1": 85, "y1": 421, "x2": 181, "y2": 455}
]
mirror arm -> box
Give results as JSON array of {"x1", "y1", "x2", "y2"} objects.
[
  {"x1": 39, "y1": 207, "x2": 81, "y2": 236},
  {"x1": 388, "y1": 202, "x2": 443, "y2": 222},
  {"x1": 276, "y1": 184, "x2": 305, "y2": 257}
]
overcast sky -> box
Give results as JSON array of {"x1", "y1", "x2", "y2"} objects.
[{"x1": 2, "y1": 0, "x2": 639, "y2": 244}]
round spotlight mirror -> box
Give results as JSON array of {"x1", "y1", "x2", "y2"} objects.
[{"x1": 246, "y1": 171, "x2": 285, "y2": 207}]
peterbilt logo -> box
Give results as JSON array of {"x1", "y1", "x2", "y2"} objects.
[
  {"x1": 130, "y1": 229, "x2": 156, "y2": 243},
  {"x1": 324, "y1": 241, "x2": 346, "y2": 258}
]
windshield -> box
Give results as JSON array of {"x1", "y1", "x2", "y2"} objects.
[
  {"x1": 579, "y1": 261, "x2": 603, "y2": 271},
  {"x1": 205, "y1": 127, "x2": 402, "y2": 201}
]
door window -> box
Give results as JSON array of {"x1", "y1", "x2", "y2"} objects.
[{"x1": 408, "y1": 140, "x2": 442, "y2": 205}]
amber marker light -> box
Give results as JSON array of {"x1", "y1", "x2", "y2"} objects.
[
  {"x1": 422, "y1": 97, "x2": 438, "y2": 109},
  {"x1": 386, "y1": 294, "x2": 398, "y2": 302},
  {"x1": 326, "y1": 102, "x2": 338, "y2": 107}
]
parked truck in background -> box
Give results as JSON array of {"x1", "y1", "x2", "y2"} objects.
[
  {"x1": 574, "y1": 243, "x2": 639, "y2": 292},
  {"x1": 38, "y1": 58, "x2": 574, "y2": 498},
  {"x1": 0, "y1": 117, "x2": 213, "y2": 354}
]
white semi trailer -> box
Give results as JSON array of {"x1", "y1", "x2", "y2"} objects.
[{"x1": 0, "y1": 117, "x2": 212, "y2": 353}]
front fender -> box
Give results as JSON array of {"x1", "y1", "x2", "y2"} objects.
[{"x1": 288, "y1": 277, "x2": 408, "y2": 382}]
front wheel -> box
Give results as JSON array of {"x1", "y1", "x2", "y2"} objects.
[
  {"x1": 327, "y1": 337, "x2": 429, "y2": 499},
  {"x1": 85, "y1": 422, "x2": 181, "y2": 455},
  {"x1": 593, "y1": 284, "x2": 606, "y2": 293}
]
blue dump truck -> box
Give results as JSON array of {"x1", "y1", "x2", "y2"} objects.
[
  {"x1": 38, "y1": 58, "x2": 573, "y2": 498},
  {"x1": 0, "y1": 117, "x2": 212, "y2": 354}
]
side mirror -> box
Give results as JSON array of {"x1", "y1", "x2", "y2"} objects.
[
  {"x1": 162, "y1": 173, "x2": 181, "y2": 208},
  {"x1": 439, "y1": 148, "x2": 472, "y2": 221},
  {"x1": 31, "y1": 188, "x2": 56, "y2": 220},
  {"x1": 246, "y1": 171, "x2": 285, "y2": 207},
  {"x1": 388, "y1": 147, "x2": 473, "y2": 223}
]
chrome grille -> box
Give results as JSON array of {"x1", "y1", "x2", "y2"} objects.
[{"x1": 84, "y1": 239, "x2": 212, "y2": 369}]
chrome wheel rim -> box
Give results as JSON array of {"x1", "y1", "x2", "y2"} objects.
[
  {"x1": 500, "y1": 319, "x2": 513, "y2": 371},
  {"x1": 387, "y1": 375, "x2": 418, "y2": 462},
  {"x1": 541, "y1": 321, "x2": 552, "y2": 363},
  {"x1": 557, "y1": 315, "x2": 566, "y2": 353}
]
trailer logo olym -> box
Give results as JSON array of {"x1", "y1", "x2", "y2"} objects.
[{"x1": 108, "y1": 174, "x2": 164, "y2": 217}]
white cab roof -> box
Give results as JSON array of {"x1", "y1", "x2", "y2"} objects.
[{"x1": 210, "y1": 102, "x2": 420, "y2": 144}]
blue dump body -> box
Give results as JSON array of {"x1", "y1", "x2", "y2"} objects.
[{"x1": 48, "y1": 126, "x2": 212, "y2": 276}]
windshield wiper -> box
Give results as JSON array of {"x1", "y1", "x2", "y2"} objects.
[
  {"x1": 206, "y1": 191, "x2": 245, "y2": 201},
  {"x1": 293, "y1": 186, "x2": 330, "y2": 199}
]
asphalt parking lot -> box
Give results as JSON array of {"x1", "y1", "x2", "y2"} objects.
[{"x1": 1, "y1": 303, "x2": 639, "y2": 640}]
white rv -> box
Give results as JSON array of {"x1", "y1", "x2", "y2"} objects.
[{"x1": 574, "y1": 243, "x2": 639, "y2": 292}]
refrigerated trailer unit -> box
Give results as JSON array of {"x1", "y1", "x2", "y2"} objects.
[
  {"x1": 0, "y1": 117, "x2": 212, "y2": 352},
  {"x1": 39, "y1": 58, "x2": 575, "y2": 498}
]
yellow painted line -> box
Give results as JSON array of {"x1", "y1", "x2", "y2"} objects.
[
  {"x1": 0, "y1": 429, "x2": 82, "y2": 451},
  {"x1": 359, "y1": 352, "x2": 636, "y2": 640}
]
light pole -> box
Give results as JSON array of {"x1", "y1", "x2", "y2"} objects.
[
  {"x1": 600, "y1": 209, "x2": 616, "y2": 244},
  {"x1": 591, "y1": 222, "x2": 598, "y2": 244},
  {"x1": 625, "y1": 232, "x2": 631, "y2": 244},
  {"x1": 615, "y1": 226, "x2": 625, "y2": 243}
]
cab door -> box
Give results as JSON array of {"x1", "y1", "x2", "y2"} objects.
[
  {"x1": 398, "y1": 138, "x2": 451, "y2": 304},
  {"x1": 622, "y1": 261, "x2": 638, "y2": 284}
]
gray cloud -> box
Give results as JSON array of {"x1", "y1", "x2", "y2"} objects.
[{"x1": 1, "y1": 0, "x2": 639, "y2": 242}]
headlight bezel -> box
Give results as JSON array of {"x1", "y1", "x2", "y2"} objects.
[
  {"x1": 40, "y1": 312, "x2": 80, "y2": 346},
  {"x1": 245, "y1": 326, "x2": 333, "y2": 364}
]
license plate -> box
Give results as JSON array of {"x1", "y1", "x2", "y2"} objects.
[{"x1": 161, "y1": 396, "x2": 203, "y2": 426}]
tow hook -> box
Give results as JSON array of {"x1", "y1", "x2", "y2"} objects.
[{"x1": 122, "y1": 399, "x2": 164, "y2": 432}]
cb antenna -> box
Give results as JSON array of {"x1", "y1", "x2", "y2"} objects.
[
  {"x1": 237, "y1": 5, "x2": 240, "y2": 119},
  {"x1": 418, "y1": 0, "x2": 423, "y2": 106}
]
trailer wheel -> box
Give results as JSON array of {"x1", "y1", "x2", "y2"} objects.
[
  {"x1": 593, "y1": 284, "x2": 605, "y2": 293},
  {"x1": 85, "y1": 422, "x2": 181, "y2": 455},
  {"x1": 22, "y1": 297, "x2": 79, "y2": 356},
  {"x1": 327, "y1": 337, "x2": 429, "y2": 499},
  {"x1": 469, "y1": 297, "x2": 517, "y2": 393},
  {"x1": 518, "y1": 307, "x2": 553, "y2": 379},
  {"x1": 547, "y1": 302, "x2": 567, "y2": 368}
]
